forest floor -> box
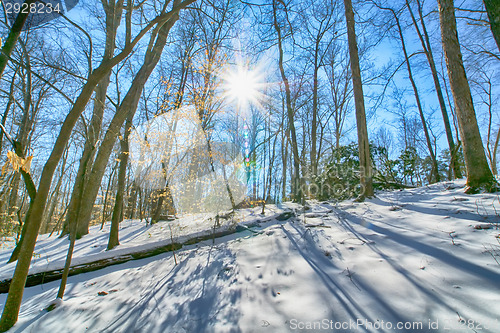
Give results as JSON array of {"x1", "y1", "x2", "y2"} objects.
[{"x1": 1, "y1": 179, "x2": 500, "y2": 332}]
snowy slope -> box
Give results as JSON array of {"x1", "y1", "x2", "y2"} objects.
[
  {"x1": 0, "y1": 207, "x2": 284, "y2": 281},
  {"x1": 1, "y1": 180, "x2": 499, "y2": 332}
]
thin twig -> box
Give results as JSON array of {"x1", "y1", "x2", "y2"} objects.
[
  {"x1": 483, "y1": 241, "x2": 500, "y2": 266},
  {"x1": 449, "y1": 231, "x2": 456, "y2": 245},
  {"x1": 0, "y1": 122, "x2": 13, "y2": 145},
  {"x1": 343, "y1": 267, "x2": 360, "y2": 290}
]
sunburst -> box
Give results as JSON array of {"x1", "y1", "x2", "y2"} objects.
[{"x1": 222, "y1": 64, "x2": 265, "y2": 111}]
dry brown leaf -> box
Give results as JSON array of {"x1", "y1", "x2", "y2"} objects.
[{"x1": 4, "y1": 151, "x2": 33, "y2": 174}]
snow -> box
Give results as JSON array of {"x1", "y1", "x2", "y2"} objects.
[
  {"x1": 0, "y1": 208, "x2": 283, "y2": 281},
  {"x1": 1, "y1": 180, "x2": 500, "y2": 332}
]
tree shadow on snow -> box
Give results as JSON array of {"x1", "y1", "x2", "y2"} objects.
[
  {"x1": 373, "y1": 197, "x2": 500, "y2": 224},
  {"x1": 91, "y1": 244, "x2": 243, "y2": 333},
  {"x1": 334, "y1": 210, "x2": 500, "y2": 322},
  {"x1": 282, "y1": 223, "x2": 412, "y2": 333}
]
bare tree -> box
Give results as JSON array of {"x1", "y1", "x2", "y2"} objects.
[
  {"x1": 299, "y1": 0, "x2": 337, "y2": 177},
  {"x1": 0, "y1": 0, "x2": 36, "y2": 80},
  {"x1": 406, "y1": 0, "x2": 461, "y2": 179},
  {"x1": 437, "y1": 0, "x2": 498, "y2": 193},
  {"x1": 107, "y1": 113, "x2": 132, "y2": 250},
  {"x1": 373, "y1": 2, "x2": 440, "y2": 183},
  {"x1": 4, "y1": 36, "x2": 56, "y2": 264},
  {"x1": 325, "y1": 42, "x2": 352, "y2": 152},
  {"x1": 344, "y1": 0, "x2": 374, "y2": 199},
  {"x1": 472, "y1": 71, "x2": 500, "y2": 175},
  {"x1": 272, "y1": 0, "x2": 303, "y2": 202},
  {"x1": 66, "y1": 0, "x2": 194, "y2": 239},
  {"x1": 0, "y1": 0, "x2": 196, "y2": 329}
]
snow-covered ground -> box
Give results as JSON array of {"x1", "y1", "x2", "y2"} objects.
[
  {"x1": 1, "y1": 180, "x2": 500, "y2": 332},
  {"x1": 0, "y1": 207, "x2": 283, "y2": 281}
]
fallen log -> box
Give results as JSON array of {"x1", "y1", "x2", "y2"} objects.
[
  {"x1": 0, "y1": 225, "x2": 251, "y2": 294},
  {"x1": 0, "y1": 242, "x2": 181, "y2": 294},
  {"x1": 373, "y1": 182, "x2": 416, "y2": 190}
]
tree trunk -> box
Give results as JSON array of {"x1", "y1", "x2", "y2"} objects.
[
  {"x1": 388, "y1": 6, "x2": 440, "y2": 183},
  {"x1": 48, "y1": 0, "x2": 195, "y2": 311},
  {"x1": 0, "y1": 64, "x2": 110, "y2": 331},
  {"x1": 407, "y1": 0, "x2": 461, "y2": 179},
  {"x1": 107, "y1": 115, "x2": 132, "y2": 250},
  {"x1": 0, "y1": 65, "x2": 18, "y2": 155},
  {"x1": 282, "y1": 125, "x2": 288, "y2": 199},
  {"x1": 344, "y1": 0, "x2": 374, "y2": 199},
  {"x1": 262, "y1": 118, "x2": 279, "y2": 214},
  {"x1": 60, "y1": 0, "x2": 123, "y2": 237},
  {"x1": 310, "y1": 61, "x2": 319, "y2": 177},
  {"x1": 438, "y1": 0, "x2": 498, "y2": 192},
  {"x1": 61, "y1": 73, "x2": 112, "y2": 237},
  {"x1": 491, "y1": 126, "x2": 500, "y2": 175},
  {"x1": 126, "y1": 181, "x2": 139, "y2": 219},
  {"x1": 7, "y1": 175, "x2": 20, "y2": 227},
  {"x1": 0, "y1": 0, "x2": 199, "y2": 328},
  {"x1": 483, "y1": 0, "x2": 500, "y2": 52},
  {"x1": 4, "y1": 141, "x2": 37, "y2": 264},
  {"x1": 0, "y1": 0, "x2": 36, "y2": 80},
  {"x1": 273, "y1": 0, "x2": 303, "y2": 203},
  {"x1": 42, "y1": 148, "x2": 68, "y2": 234},
  {"x1": 151, "y1": 190, "x2": 165, "y2": 225},
  {"x1": 101, "y1": 161, "x2": 119, "y2": 229},
  {"x1": 5, "y1": 40, "x2": 38, "y2": 263},
  {"x1": 74, "y1": 9, "x2": 182, "y2": 238}
]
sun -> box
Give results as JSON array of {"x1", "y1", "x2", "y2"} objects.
[{"x1": 223, "y1": 66, "x2": 261, "y2": 109}]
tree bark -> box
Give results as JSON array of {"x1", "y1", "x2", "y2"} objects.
[
  {"x1": 344, "y1": 0, "x2": 374, "y2": 199},
  {"x1": 262, "y1": 117, "x2": 279, "y2": 214},
  {"x1": 126, "y1": 181, "x2": 139, "y2": 219},
  {"x1": 101, "y1": 161, "x2": 119, "y2": 229},
  {"x1": 438, "y1": 0, "x2": 498, "y2": 192},
  {"x1": 387, "y1": 5, "x2": 440, "y2": 183},
  {"x1": 42, "y1": 148, "x2": 68, "y2": 234},
  {"x1": 310, "y1": 58, "x2": 319, "y2": 177},
  {"x1": 5, "y1": 38, "x2": 39, "y2": 263},
  {"x1": 61, "y1": 0, "x2": 124, "y2": 237},
  {"x1": 107, "y1": 114, "x2": 132, "y2": 250},
  {"x1": 61, "y1": 73, "x2": 112, "y2": 237},
  {"x1": 0, "y1": 0, "x2": 195, "y2": 329},
  {"x1": 483, "y1": 0, "x2": 500, "y2": 52},
  {"x1": 0, "y1": 0, "x2": 36, "y2": 80},
  {"x1": 407, "y1": 0, "x2": 461, "y2": 179},
  {"x1": 491, "y1": 126, "x2": 500, "y2": 175},
  {"x1": 74, "y1": 7, "x2": 183, "y2": 238},
  {"x1": 273, "y1": 0, "x2": 303, "y2": 203}
]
